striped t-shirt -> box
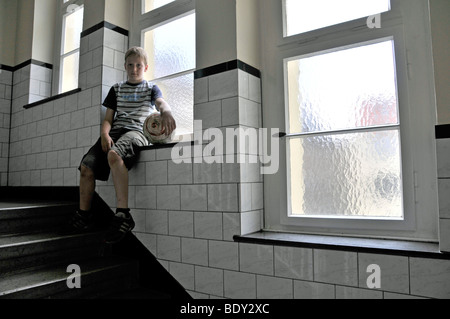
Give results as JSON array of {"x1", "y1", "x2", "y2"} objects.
[{"x1": 103, "y1": 80, "x2": 163, "y2": 133}]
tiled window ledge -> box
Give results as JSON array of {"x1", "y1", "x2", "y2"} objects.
[
  {"x1": 140, "y1": 138, "x2": 193, "y2": 151},
  {"x1": 234, "y1": 231, "x2": 450, "y2": 260},
  {"x1": 23, "y1": 88, "x2": 81, "y2": 109},
  {"x1": 140, "y1": 142, "x2": 178, "y2": 151}
]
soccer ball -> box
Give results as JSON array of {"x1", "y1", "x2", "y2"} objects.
[{"x1": 143, "y1": 112, "x2": 175, "y2": 144}]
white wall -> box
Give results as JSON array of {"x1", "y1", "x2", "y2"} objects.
[
  {"x1": 0, "y1": 0, "x2": 18, "y2": 66},
  {"x1": 195, "y1": 0, "x2": 237, "y2": 70},
  {"x1": 32, "y1": 0, "x2": 56, "y2": 64}
]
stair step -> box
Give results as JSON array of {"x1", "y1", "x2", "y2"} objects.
[
  {"x1": 0, "y1": 231, "x2": 109, "y2": 276},
  {"x1": 0, "y1": 257, "x2": 139, "y2": 299},
  {"x1": 0, "y1": 189, "x2": 191, "y2": 300},
  {"x1": 0, "y1": 202, "x2": 77, "y2": 235}
]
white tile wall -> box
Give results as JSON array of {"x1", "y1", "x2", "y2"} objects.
[
  {"x1": 335, "y1": 286, "x2": 383, "y2": 299},
  {"x1": 169, "y1": 262, "x2": 195, "y2": 291},
  {"x1": 437, "y1": 137, "x2": 450, "y2": 252},
  {"x1": 239, "y1": 243, "x2": 274, "y2": 275},
  {"x1": 195, "y1": 266, "x2": 223, "y2": 297},
  {"x1": 274, "y1": 246, "x2": 313, "y2": 280},
  {"x1": 357, "y1": 253, "x2": 409, "y2": 294},
  {"x1": 7, "y1": 89, "x2": 99, "y2": 186},
  {"x1": 223, "y1": 270, "x2": 256, "y2": 299},
  {"x1": 182, "y1": 237, "x2": 209, "y2": 266},
  {"x1": 294, "y1": 280, "x2": 335, "y2": 299},
  {"x1": 314, "y1": 249, "x2": 358, "y2": 286},
  {"x1": 257, "y1": 275, "x2": 293, "y2": 299},
  {"x1": 157, "y1": 235, "x2": 181, "y2": 262},
  {"x1": 29, "y1": 64, "x2": 52, "y2": 102},
  {"x1": 410, "y1": 257, "x2": 450, "y2": 299}
]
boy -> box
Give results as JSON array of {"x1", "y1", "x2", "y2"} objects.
[{"x1": 71, "y1": 47, "x2": 176, "y2": 243}]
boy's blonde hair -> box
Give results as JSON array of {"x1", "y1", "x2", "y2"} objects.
[{"x1": 125, "y1": 46, "x2": 149, "y2": 66}]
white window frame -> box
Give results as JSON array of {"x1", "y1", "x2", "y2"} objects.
[
  {"x1": 261, "y1": 0, "x2": 439, "y2": 242},
  {"x1": 52, "y1": 0, "x2": 84, "y2": 95},
  {"x1": 130, "y1": 0, "x2": 196, "y2": 138}
]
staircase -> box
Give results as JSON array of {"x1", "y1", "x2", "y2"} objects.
[{"x1": 0, "y1": 187, "x2": 192, "y2": 300}]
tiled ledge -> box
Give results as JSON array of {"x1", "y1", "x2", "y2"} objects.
[
  {"x1": 23, "y1": 88, "x2": 81, "y2": 109},
  {"x1": 234, "y1": 231, "x2": 450, "y2": 260}
]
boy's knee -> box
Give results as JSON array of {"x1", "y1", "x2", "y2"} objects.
[
  {"x1": 80, "y1": 165, "x2": 94, "y2": 180},
  {"x1": 107, "y1": 150, "x2": 123, "y2": 167}
]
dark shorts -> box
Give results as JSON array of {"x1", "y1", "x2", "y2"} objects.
[{"x1": 79, "y1": 129, "x2": 148, "y2": 181}]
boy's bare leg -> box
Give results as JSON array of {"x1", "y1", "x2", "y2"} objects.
[
  {"x1": 105, "y1": 149, "x2": 136, "y2": 244},
  {"x1": 108, "y1": 150, "x2": 129, "y2": 209},
  {"x1": 79, "y1": 165, "x2": 96, "y2": 211}
]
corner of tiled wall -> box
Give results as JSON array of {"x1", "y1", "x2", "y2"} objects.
[
  {"x1": 79, "y1": 26, "x2": 127, "y2": 97},
  {"x1": 29, "y1": 64, "x2": 52, "y2": 104},
  {"x1": 0, "y1": 69, "x2": 12, "y2": 186},
  {"x1": 193, "y1": 66, "x2": 264, "y2": 236},
  {"x1": 11, "y1": 63, "x2": 52, "y2": 108},
  {"x1": 437, "y1": 136, "x2": 450, "y2": 252}
]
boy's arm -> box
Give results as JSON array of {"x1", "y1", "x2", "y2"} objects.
[
  {"x1": 156, "y1": 97, "x2": 176, "y2": 135},
  {"x1": 101, "y1": 108, "x2": 115, "y2": 153}
]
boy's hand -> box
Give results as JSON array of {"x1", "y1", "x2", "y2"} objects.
[
  {"x1": 101, "y1": 134, "x2": 114, "y2": 153},
  {"x1": 160, "y1": 111, "x2": 176, "y2": 135}
]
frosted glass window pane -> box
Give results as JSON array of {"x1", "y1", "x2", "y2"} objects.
[
  {"x1": 144, "y1": 13, "x2": 196, "y2": 80},
  {"x1": 61, "y1": 52, "x2": 79, "y2": 93},
  {"x1": 143, "y1": 0, "x2": 175, "y2": 13},
  {"x1": 63, "y1": 7, "x2": 83, "y2": 54},
  {"x1": 285, "y1": 0, "x2": 390, "y2": 36},
  {"x1": 288, "y1": 130, "x2": 403, "y2": 218},
  {"x1": 287, "y1": 40, "x2": 398, "y2": 134},
  {"x1": 154, "y1": 74, "x2": 193, "y2": 135}
]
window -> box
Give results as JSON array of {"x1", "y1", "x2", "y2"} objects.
[
  {"x1": 286, "y1": 39, "x2": 402, "y2": 220},
  {"x1": 143, "y1": 13, "x2": 195, "y2": 136},
  {"x1": 284, "y1": 0, "x2": 390, "y2": 36},
  {"x1": 132, "y1": 0, "x2": 195, "y2": 137},
  {"x1": 143, "y1": 0, "x2": 175, "y2": 13},
  {"x1": 261, "y1": 0, "x2": 439, "y2": 241},
  {"x1": 54, "y1": 0, "x2": 84, "y2": 94}
]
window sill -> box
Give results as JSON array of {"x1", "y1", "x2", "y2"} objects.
[{"x1": 234, "y1": 231, "x2": 450, "y2": 260}]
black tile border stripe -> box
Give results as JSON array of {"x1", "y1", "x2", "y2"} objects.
[
  {"x1": 436, "y1": 124, "x2": 450, "y2": 139},
  {"x1": 81, "y1": 21, "x2": 129, "y2": 38},
  {"x1": 194, "y1": 59, "x2": 261, "y2": 79},
  {"x1": 0, "y1": 59, "x2": 53, "y2": 72},
  {"x1": 0, "y1": 64, "x2": 14, "y2": 72}
]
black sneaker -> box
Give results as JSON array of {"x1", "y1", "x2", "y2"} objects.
[
  {"x1": 105, "y1": 209, "x2": 135, "y2": 244},
  {"x1": 70, "y1": 210, "x2": 95, "y2": 232}
]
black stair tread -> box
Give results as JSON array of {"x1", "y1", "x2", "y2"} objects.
[
  {"x1": 0, "y1": 256, "x2": 137, "y2": 297},
  {"x1": 0, "y1": 230, "x2": 110, "y2": 277},
  {"x1": 0, "y1": 230, "x2": 106, "y2": 249},
  {"x1": 0, "y1": 202, "x2": 76, "y2": 221},
  {"x1": 0, "y1": 200, "x2": 76, "y2": 210}
]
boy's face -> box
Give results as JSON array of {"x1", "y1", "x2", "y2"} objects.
[{"x1": 125, "y1": 54, "x2": 148, "y2": 84}]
